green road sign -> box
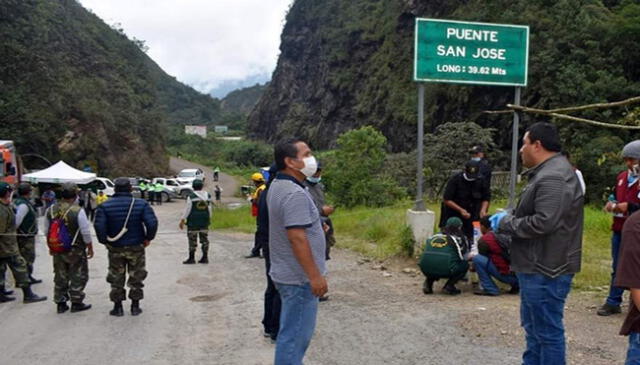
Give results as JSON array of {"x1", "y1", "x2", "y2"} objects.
[{"x1": 414, "y1": 18, "x2": 529, "y2": 86}]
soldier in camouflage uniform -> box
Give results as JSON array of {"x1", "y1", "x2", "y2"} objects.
[
  {"x1": 94, "y1": 178, "x2": 157, "y2": 316},
  {"x1": 179, "y1": 179, "x2": 211, "y2": 264},
  {"x1": 0, "y1": 182, "x2": 47, "y2": 303},
  {"x1": 45, "y1": 183, "x2": 93, "y2": 313},
  {"x1": 14, "y1": 183, "x2": 42, "y2": 284}
]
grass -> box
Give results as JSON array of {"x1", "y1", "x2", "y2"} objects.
[{"x1": 210, "y1": 197, "x2": 615, "y2": 292}]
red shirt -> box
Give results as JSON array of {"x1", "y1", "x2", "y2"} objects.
[
  {"x1": 613, "y1": 170, "x2": 640, "y2": 232},
  {"x1": 479, "y1": 232, "x2": 510, "y2": 275}
]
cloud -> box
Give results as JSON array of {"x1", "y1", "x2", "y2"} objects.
[{"x1": 78, "y1": 0, "x2": 292, "y2": 93}]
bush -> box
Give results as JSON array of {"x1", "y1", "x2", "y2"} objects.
[{"x1": 323, "y1": 126, "x2": 405, "y2": 207}]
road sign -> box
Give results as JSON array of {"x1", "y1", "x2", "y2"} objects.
[{"x1": 414, "y1": 18, "x2": 529, "y2": 86}]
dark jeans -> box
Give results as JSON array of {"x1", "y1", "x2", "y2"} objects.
[
  {"x1": 251, "y1": 231, "x2": 263, "y2": 256},
  {"x1": 517, "y1": 273, "x2": 573, "y2": 365},
  {"x1": 606, "y1": 231, "x2": 624, "y2": 306},
  {"x1": 262, "y1": 246, "x2": 281, "y2": 338}
]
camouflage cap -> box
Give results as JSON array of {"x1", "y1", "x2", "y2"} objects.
[
  {"x1": 61, "y1": 183, "x2": 78, "y2": 199},
  {"x1": 192, "y1": 179, "x2": 204, "y2": 190},
  {"x1": 445, "y1": 216, "x2": 463, "y2": 228},
  {"x1": 0, "y1": 182, "x2": 12, "y2": 197}
]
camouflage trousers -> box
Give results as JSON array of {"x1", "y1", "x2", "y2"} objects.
[
  {"x1": 17, "y1": 235, "x2": 36, "y2": 275},
  {"x1": 0, "y1": 254, "x2": 30, "y2": 288},
  {"x1": 107, "y1": 245, "x2": 147, "y2": 302},
  {"x1": 53, "y1": 247, "x2": 89, "y2": 303},
  {"x1": 187, "y1": 229, "x2": 209, "y2": 254}
]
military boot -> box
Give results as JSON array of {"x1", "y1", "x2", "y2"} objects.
[
  {"x1": 110, "y1": 302, "x2": 124, "y2": 317},
  {"x1": 1, "y1": 284, "x2": 13, "y2": 296},
  {"x1": 183, "y1": 251, "x2": 196, "y2": 264},
  {"x1": 131, "y1": 300, "x2": 142, "y2": 316},
  {"x1": 0, "y1": 292, "x2": 16, "y2": 303},
  {"x1": 57, "y1": 302, "x2": 69, "y2": 313},
  {"x1": 71, "y1": 302, "x2": 92, "y2": 313},
  {"x1": 198, "y1": 251, "x2": 208, "y2": 264},
  {"x1": 22, "y1": 286, "x2": 47, "y2": 303}
]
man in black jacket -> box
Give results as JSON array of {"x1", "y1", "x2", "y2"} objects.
[{"x1": 496, "y1": 122, "x2": 583, "y2": 365}]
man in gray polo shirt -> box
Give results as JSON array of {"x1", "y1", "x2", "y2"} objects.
[{"x1": 268, "y1": 139, "x2": 327, "y2": 365}]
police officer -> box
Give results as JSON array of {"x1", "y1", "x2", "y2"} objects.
[
  {"x1": 13, "y1": 183, "x2": 41, "y2": 284},
  {"x1": 45, "y1": 183, "x2": 93, "y2": 313},
  {"x1": 0, "y1": 182, "x2": 47, "y2": 303},
  {"x1": 179, "y1": 179, "x2": 211, "y2": 264},
  {"x1": 138, "y1": 180, "x2": 147, "y2": 201},
  {"x1": 154, "y1": 181, "x2": 164, "y2": 205},
  {"x1": 94, "y1": 178, "x2": 158, "y2": 316}
]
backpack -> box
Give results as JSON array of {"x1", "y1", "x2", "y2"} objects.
[
  {"x1": 46, "y1": 206, "x2": 78, "y2": 254},
  {"x1": 494, "y1": 232, "x2": 512, "y2": 263}
]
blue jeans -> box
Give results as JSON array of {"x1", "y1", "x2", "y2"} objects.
[
  {"x1": 274, "y1": 282, "x2": 319, "y2": 365},
  {"x1": 517, "y1": 273, "x2": 573, "y2": 365},
  {"x1": 607, "y1": 231, "x2": 625, "y2": 306},
  {"x1": 472, "y1": 254, "x2": 518, "y2": 295},
  {"x1": 627, "y1": 332, "x2": 640, "y2": 364}
]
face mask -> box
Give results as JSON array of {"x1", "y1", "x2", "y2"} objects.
[
  {"x1": 471, "y1": 157, "x2": 481, "y2": 162},
  {"x1": 306, "y1": 176, "x2": 321, "y2": 184},
  {"x1": 298, "y1": 156, "x2": 318, "y2": 177}
]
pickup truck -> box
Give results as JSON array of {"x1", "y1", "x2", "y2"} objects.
[{"x1": 151, "y1": 177, "x2": 188, "y2": 201}]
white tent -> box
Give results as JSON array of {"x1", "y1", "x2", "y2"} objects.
[{"x1": 22, "y1": 161, "x2": 96, "y2": 184}]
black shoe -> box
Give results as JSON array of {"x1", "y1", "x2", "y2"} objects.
[
  {"x1": 110, "y1": 302, "x2": 124, "y2": 317},
  {"x1": 198, "y1": 253, "x2": 209, "y2": 264},
  {"x1": 443, "y1": 284, "x2": 461, "y2": 295},
  {"x1": 29, "y1": 275, "x2": 42, "y2": 285},
  {"x1": 474, "y1": 289, "x2": 499, "y2": 296},
  {"x1": 508, "y1": 285, "x2": 520, "y2": 295},
  {"x1": 422, "y1": 278, "x2": 435, "y2": 295},
  {"x1": 131, "y1": 300, "x2": 142, "y2": 316},
  {"x1": 183, "y1": 252, "x2": 196, "y2": 264},
  {"x1": 597, "y1": 303, "x2": 622, "y2": 316},
  {"x1": 22, "y1": 287, "x2": 47, "y2": 303},
  {"x1": 57, "y1": 302, "x2": 69, "y2": 313},
  {"x1": 0, "y1": 293, "x2": 16, "y2": 303},
  {"x1": 319, "y1": 295, "x2": 329, "y2": 302},
  {"x1": 71, "y1": 302, "x2": 92, "y2": 313},
  {"x1": 1, "y1": 286, "x2": 13, "y2": 296},
  {"x1": 244, "y1": 253, "x2": 260, "y2": 259}
]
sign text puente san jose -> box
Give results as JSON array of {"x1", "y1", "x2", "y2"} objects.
[{"x1": 414, "y1": 18, "x2": 529, "y2": 87}]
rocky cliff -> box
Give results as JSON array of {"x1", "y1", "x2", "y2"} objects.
[{"x1": 248, "y1": 0, "x2": 640, "y2": 152}]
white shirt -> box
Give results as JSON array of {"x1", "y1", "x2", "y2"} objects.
[{"x1": 44, "y1": 206, "x2": 92, "y2": 244}]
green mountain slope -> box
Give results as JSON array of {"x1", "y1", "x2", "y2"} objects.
[
  {"x1": 248, "y1": 0, "x2": 640, "y2": 152},
  {"x1": 0, "y1": 0, "x2": 222, "y2": 176}
]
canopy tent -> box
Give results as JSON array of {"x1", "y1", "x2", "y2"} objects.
[{"x1": 22, "y1": 161, "x2": 96, "y2": 185}]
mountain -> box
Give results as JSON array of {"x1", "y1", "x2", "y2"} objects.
[
  {"x1": 221, "y1": 83, "x2": 268, "y2": 116},
  {"x1": 0, "y1": 0, "x2": 222, "y2": 176},
  {"x1": 248, "y1": 0, "x2": 640, "y2": 152}
]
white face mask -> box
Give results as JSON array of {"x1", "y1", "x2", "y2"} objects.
[{"x1": 299, "y1": 156, "x2": 318, "y2": 178}]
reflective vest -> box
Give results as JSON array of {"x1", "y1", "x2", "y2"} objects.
[
  {"x1": 139, "y1": 182, "x2": 147, "y2": 191},
  {"x1": 154, "y1": 183, "x2": 164, "y2": 192}
]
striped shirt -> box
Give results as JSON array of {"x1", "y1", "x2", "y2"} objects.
[{"x1": 267, "y1": 173, "x2": 326, "y2": 285}]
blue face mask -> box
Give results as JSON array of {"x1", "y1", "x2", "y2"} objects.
[
  {"x1": 471, "y1": 157, "x2": 481, "y2": 162},
  {"x1": 306, "y1": 176, "x2": 321, "y2": 184}
]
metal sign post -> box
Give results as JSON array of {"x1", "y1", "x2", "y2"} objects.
[
  {"x1": 508, "y1": 87, "x2": 522, "y2": 208},
  {"x1": 415, "y1": 84, "x2": 426, "y2": 211}
]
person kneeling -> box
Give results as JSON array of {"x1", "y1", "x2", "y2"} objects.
[
  {"x1": 472, "y1": 216, "x2": 519, "y2": 296},
  {"x1": 419, "y1": 217, "x2": 469, "y2": 295}
]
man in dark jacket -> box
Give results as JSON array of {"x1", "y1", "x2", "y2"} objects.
[
  {"x1": 94, "y1": 178, "x2": 158, "y2": 316},
  {"x1": 495, "y1": 122, "x2": 583, "y2": 365}
]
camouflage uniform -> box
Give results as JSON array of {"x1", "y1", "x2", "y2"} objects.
[
  {"x1": 185, "y1": 191, "x2": 211, "y2": 255},
  {"x1": 48, "y1": 202, "x2": 90, "y2": 304},
  {"x1": 106, "y1": 245, "x2": 147, "y2": 301},
  {"x1": 0, "y1": 201, "x2": 30, "y2": 288},
  {"x1": 14, "y1": 196, "x2": 38, "y2": 275}
]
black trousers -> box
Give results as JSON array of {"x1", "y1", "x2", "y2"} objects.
[
  {"x1": 262, "y1": 242, "x2": 281, "y2": 338},
  {"x1": 251, "y1": 231, "x2": 262, "y2": 256}
]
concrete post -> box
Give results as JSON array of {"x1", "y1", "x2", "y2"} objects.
[{"x1": 406, "y1": 209, "x2": 435, "y2": 255}]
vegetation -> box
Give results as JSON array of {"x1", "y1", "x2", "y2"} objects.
[{"x1": 250, "y1": 0, "x2": 640, "y2": 203}]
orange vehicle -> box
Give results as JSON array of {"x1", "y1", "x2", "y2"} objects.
[{"x1": 0, "y1": 140, "x2": 22, "y2": 185}]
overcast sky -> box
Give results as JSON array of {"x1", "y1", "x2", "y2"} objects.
[{"x1": 78, "y1": 0, "x2": 293, "y2": 97}]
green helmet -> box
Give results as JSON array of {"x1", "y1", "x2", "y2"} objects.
[{"x1": 192, "y1": 179, "x2": 204, "y2": 190}]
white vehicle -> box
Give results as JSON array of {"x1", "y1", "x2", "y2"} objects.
[
  {"x1": 176, "y1": 168, "x2": 205, "y2": 184},
  {"x1": 94, "y1": 177, "x2": 115, "y2": 196},
  {"x1": 151, "y1": 177, "x2": 186, "y2": 201}
]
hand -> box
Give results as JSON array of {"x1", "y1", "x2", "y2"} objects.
[
  {"x1": 604, "y1": 201, "x2": 615, "y2": 212},
  {"x1": 490, "y1": 211, "x2": 508, "y2": 231},
  {"x1": 479, "y1": 209, "x2": 488, "y2": 218},
  {"x1": 86, "y1": 244, "x2": 94, "y2": 259},
  {"x1": 460, "y1": 209, "x2": 471, "y2": 220},
  {"x1": 616, "y1": 202, "x2": 629, "y2": 214},
  {"x1": 322, "y1": 222, "x2": 330, "y2": 233},
  {"x1": 179, "y1": 220, "x2": 185, "y2": 230},
  {"x1": 143, "y1": 240, "x2": 151, "y2": 247},
  {"x1": 310, "y1": 275, "x2": 328, "y2": 297},
  {"x1": 322, "y1": 205, "x2": 335, "y2": 216}
]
